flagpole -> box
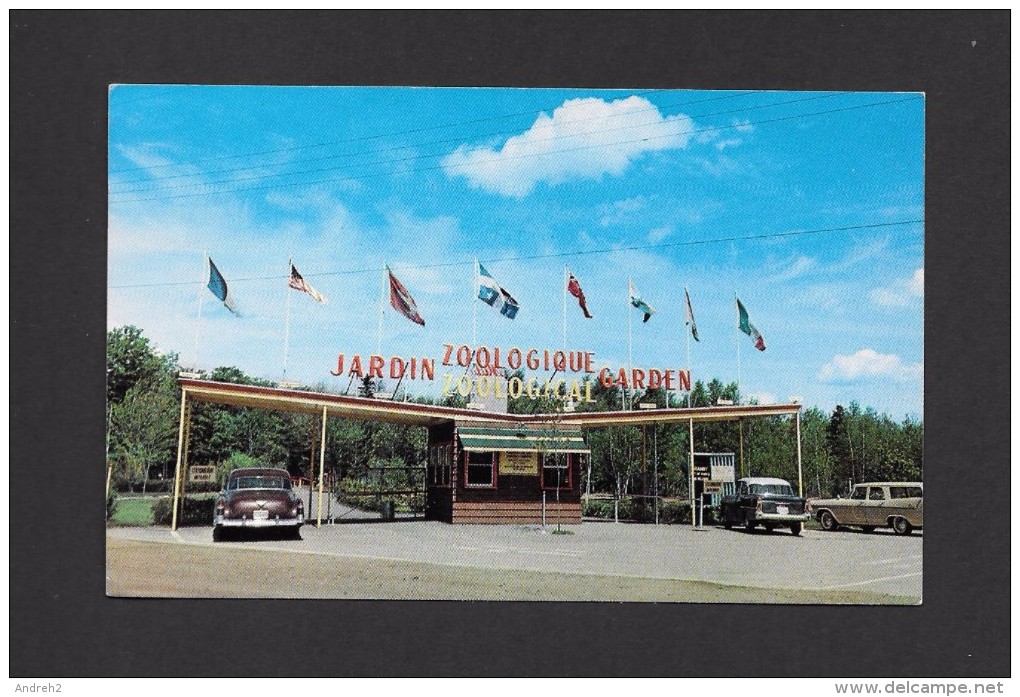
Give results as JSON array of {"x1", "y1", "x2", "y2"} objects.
[
  {"x1": 192, "y1": 253, "x2": 207, "y2": 370},
  {"x1": 627, "y1": 278, "x2": 633, "y2": 411},
  {"x1": 562, "y1": 266, "x2": 569, "y2": 353},
  {"x1": 472, "y1": 260, "x2": 478, "y2": 347},
  {"x1": 685, "y1": 307, "x2": 691, "y2": 409},
  {"x1": 377, "y1": 264, "x2": 386, "y2": 355},
  {"x1": 283, "y1": 256, "x2": 293, "y2": 380},
  {"x1": 735, "y1": 293, "x2": 742, "y2": 403}
]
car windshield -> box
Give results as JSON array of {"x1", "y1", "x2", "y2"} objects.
[
  {"x1": 748, "y1": 484, "x2": 794, "y2": 496},
  {"x1": 230, "y1": 475, "x2": 290, "y2": 490}
]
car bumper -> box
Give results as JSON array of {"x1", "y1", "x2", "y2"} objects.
[
  {"x1": 751, "y1": 512, "x2": 810, "y2": 524},
  {"x1": 214, "y1": 514, "x2": 304, "y2": 528}
]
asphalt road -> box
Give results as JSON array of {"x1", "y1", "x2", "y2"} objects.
[{"x1": 107, "y1": 518, "x2": 922, "y2": 603}]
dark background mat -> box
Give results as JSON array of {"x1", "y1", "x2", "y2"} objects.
[{"x1": 10, "y1": 10, "x2": 1009, "y2": 677}]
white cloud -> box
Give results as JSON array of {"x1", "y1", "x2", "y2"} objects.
[
  {"x1": 442, "y1": 96, "x2": 697, "y2": 197},
  {"x1": 818, "y1": 349, "x2": 923, "y2": 384},
  {"x1": 599, "y1": 196, "x2": 647, "y2": 227},
  {"x1": 647, "y1": 227, "x2": 672, "y2": 244},
  {"x1": 715, "y1": 138, "x2": 743, "y2": 150},
  {"x1": 767, "y1": 255, "x2": 817, "y2": 283},
  {"x1": 870, "y1": 267, "x2": 924, "y2": 307}
]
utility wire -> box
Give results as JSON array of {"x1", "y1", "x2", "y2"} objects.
[
  {"x1": 111, "y1": 91, "x2": 846, "y2": 193},
  {"x1": 109, "y1": 218, "x2": 923, "y2": 289},
  {"x1": 108, "y1": 88, "x2": 746, "y2": 176},
  {"x1": 110, "y1": 95, "x2": 920, "y2": 204}
]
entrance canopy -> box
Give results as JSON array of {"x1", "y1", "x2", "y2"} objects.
[{"x1": 458, "y1": 426, "x2": 590, "y2": 454}]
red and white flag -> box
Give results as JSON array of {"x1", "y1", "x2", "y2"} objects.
[
  {"x1": 388, "y1": 267, "x2": 425, "y2": 326},
  {"x1": 567, "y1": 270, "x2": 593, "y2": 319},
  {"x1": 288, "y1": 264, "x2": 326, "y2": 303}
]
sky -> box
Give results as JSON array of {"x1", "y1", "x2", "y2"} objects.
[{"x1": 108, "y1": 86, "x2": 924, "y2": 419}]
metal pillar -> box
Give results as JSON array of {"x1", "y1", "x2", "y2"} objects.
[
  {"x1": 317, "y1": 405, "x2": 327, "y2": 528},
  {"x1": 170, "y1": 389, "x2": 188, "y2": 531},
  {"x1": 796, "y1": 409, "x2": 804, "y2": 497},
  {"x1": 688, "y1": 417, "x2": 695, "y2": 527}
]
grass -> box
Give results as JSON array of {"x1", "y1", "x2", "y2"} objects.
[{"x1": 110, "y1": 496, "x2": 156, "y2": 526}]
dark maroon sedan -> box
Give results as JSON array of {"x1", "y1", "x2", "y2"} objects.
[{"x1": 213, "y1": 468, "x2": 304, "y2": 541}]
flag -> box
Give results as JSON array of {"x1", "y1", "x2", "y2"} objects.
[
  {"x1": 567, "y1": 270, "x2": 593, "y2": 319},
  {"x1": 684, "y1": 286, "x2": 699, "y2": 341},
  {"x1": 288, "y1": 264, "x2": 326, "y2": 303},
  {"x1": 207, "y1": 257, "x2": 239, "y2": 315},
  {"x1": 477, "y1": 261, "x2": 520, "y2": 319},
  {"x1": 387, "y1": 266, "x2": 425, "y2": 326},
  {"x1": 628, "y1": 280, "x2": 655, "y2": 322},
  {"x1": 736, "y1": 297, "x2": 766, "y2": 351}
]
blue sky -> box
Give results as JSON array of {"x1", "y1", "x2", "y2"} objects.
[{"x1": 108, "y1": 86, "x2": 924, "y2": 419}]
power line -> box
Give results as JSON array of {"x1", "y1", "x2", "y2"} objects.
[
  {"x1": 110, "y1": 94, "x2": 921, "y2": 204},
  {"x1": 108, "y1": 87, "x2": 687, "y2": 175},
  {"x1": 108, "y1": 218, "x2": 923, "y2": 289},
  {"x1": 109, "y1": 89, "x2": 803, "y2": 187}
]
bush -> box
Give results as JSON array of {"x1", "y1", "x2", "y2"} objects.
[
  {"x1": 582, "y1": 496, "x2": 693, "y2": 524},
  {"x1": 106, "y1": 490, "x2": 118, "y2": 521},
  {"x1": 151, "y1": 495, "x2": 217, "y2": 527}
]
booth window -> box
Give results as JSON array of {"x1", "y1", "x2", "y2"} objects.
[
  {"x1": 429, "y1": 443, "x2": 453, "y2": 488},
  {"x1": 542, "y1": 453, "x2": 571, "y2": 490},
  {"x1": 465, "y1": 451, "x2": 496, "y2": 488}
]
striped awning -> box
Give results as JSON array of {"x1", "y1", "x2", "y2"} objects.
[{"x1": 457, "y1": 426, "x2": 589, "y2": 454}]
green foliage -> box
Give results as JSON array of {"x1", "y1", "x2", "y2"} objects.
[
  {"x1": 107, "y1": 325, "x2": 178, "y2": 405},
  {"x1": 152, "y1": 495, "x2": 217, "y2": 527},
  {"x1": 106, "y1": 489, "x2": 118, "y2": 521}
]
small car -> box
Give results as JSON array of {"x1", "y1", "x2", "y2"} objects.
[
  {"x1": 719, "y1": 476, "x2": 809, "y2": 535},
  {"x1": 809, "y1": 482, "x2": 922, "y2": 535},
  {"x1": 213, "y1": 467, "x2": 304, "y2": 541}
]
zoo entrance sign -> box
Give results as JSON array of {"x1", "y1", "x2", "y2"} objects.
[{"x1": 331, "y1": 343, "x2": 691, "y2": 403}]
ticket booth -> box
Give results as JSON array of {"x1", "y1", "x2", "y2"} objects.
[{"x1": 425, "y1": 420, "x2": 589, "y2": 524}]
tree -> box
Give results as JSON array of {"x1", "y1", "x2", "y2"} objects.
[
  {"x1": 107, "y1": 326, "x2": 177, "y2": 404},
  {"x1": 109, "y1": 377, "x2": 178, "y2": 492}
]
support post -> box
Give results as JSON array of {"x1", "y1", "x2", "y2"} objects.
[
  {"x1": 171, "y1": 389, "x2": 188, "y2": 531},
  {"x1": 796, "y1": 409, "x2": 804, "y2": 497},
  {"x1": 739, "y1": 418, "x2": 745, "y2": 479},
  {"x1": 317, "y1": 405, "x2": 327, "y2": 528},
  {"x1": 688, "y1": 417, "x2": 696, "y2": 527}
]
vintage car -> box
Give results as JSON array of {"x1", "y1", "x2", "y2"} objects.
[
  {"x1": 213, "y1": 467, "x2": 304, "y2": 540},
  {"x1": 809, "y1": 482, "x2": 922, "y2": 535},
  {"x1": 719, "y1": 476, "x2": 809, "y2": 535}
]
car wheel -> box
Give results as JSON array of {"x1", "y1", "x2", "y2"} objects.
[
  {"x1": 764, "y1": 523, "x2": 776, "y2": 533},
  {"x1": 790, "y1": 522, "x2": 802, "y2": 536},
  {"x1": 744, "y1": 516, "x2": 756, "y2": 532},
  {"x1": 861, "y1": 526, "x2": 875, "y2": 533},
  {"x1": 819, "y1": 511, "x2": 840, "y2": 531},
  {"x1": 893, "y1": 517, "x2": 913, "y2": 535},
  {"x1": 213, "y1": 526, "x2": 223, "y2": 542},
  {"x1": 723, "y1": 516, "x2": 732, "y2": 530}
]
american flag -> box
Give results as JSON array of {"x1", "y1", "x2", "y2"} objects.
[{"x1": 288, "y1": 264, "x2": 326, "y2": 303}]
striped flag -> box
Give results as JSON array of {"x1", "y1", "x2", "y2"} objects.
[
  {"x1": 628, "y1": 280, "x2": 655, "y2": 322},
  {"x1": 388, "y1": 267, "x2": 425, "y2": 326},
  {"x1": 477, "y1": 261, "x2": 520, "y2": 319},
  {"x1": 207, "y1": 257, "x2": 239, "y2": 315},
  {"x1": 737, "y1": 297, "x2": 766, "y2": 351},
  {"x1": 288, "y1": 264, "x2": 326, "y2": 303}
]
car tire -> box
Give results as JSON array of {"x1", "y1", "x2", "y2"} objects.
[
  {"x1": 744, "y1": 517, "x2": 756, "y2": 532},
  {"x1": 819, "y1": 511, "x2": 840, "y2": 531},
  {"x1": 723, "y1": 516, "x2": 732, "y2": 530},
  {"x1": 764, "y1": 523, "x2": 776, "y2": 532},
  {"x1": 213, "y1": 526, "x2": 225, "y2": 542},
  {"x1": 892, "y1": 517, "x2": 913, "y2": 536},
  {"x1": 790, "y1": 522, "x2": 802, "y2": 536},
  {"x1": 861, "y1": 526, "x2": 875, "y2": 533}
]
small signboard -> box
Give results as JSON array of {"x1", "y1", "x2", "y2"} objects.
[
  {"x1": 693, "y1": 462, "x2": 711, "y2": 481},
  {"x1": 711, "y1": 463, "x2": 735, "y2": 483},
  {"x1": 499, "y1": 451, "x2": 538, "y2": 476},
  {"x1": 703, "y1": 481, "x2": 723, "y2": 494},
  {"x1": 188, "y1": 465, "x2": 216, "y2": 483}
]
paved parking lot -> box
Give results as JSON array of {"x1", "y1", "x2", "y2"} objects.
[{"x1": 107, "y1": 518, "x2": 921, "y2": 603}]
